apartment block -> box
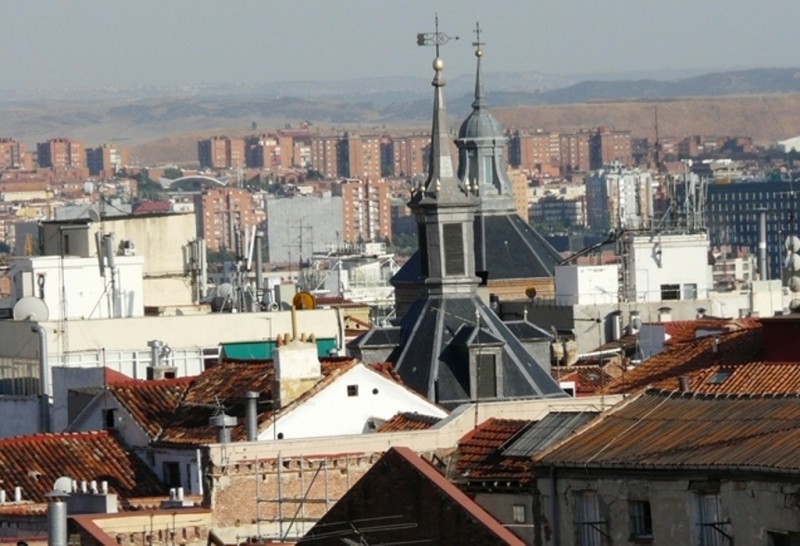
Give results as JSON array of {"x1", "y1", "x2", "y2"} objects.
[
  {"x1": 0, "y1": 139, "x2": 28, "y2": 170},
  {"x1": 198, "y1": 136, "x2": 245, "y2": 169},
  {"x1": 196, "y1": 187, "x2": 265, "y2": 252},
  {"x1": 509, "y1": 131, "x2": 560, "y2": 173},
  {"x1": 334, "y1": 179, "x2": 391, "y2": 244},
  {"x1": 559, "y1": 132, "x2": 592, "y2": 175},
  {"x1": 245, "y1": 134, "x2": 279, "y2": 168},
  {"x1": 590, "y1": 127, "x2": 633, "y2": 169},
  {"x1": 37, "y1": 138, "x2": 85, "y2": 169},
  {"x1": 87, "y1": 144, "x2": 129, "y2": 177},
  {"x1": 392, "y1": 135, "x2": 430, "y2": 178},
  {"x1": 309, "y1": 135, "x2": 344, "y2": 179},
  {"x1": 345, "y1": 133, "x2": 382, "y2": 180}
]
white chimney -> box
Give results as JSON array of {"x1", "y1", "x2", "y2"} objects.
[{"x1": 14, "y1": 486, "x2": 21, "y2": 502}]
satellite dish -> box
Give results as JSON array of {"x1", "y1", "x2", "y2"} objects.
[
  {"x1": 217, "y1": 283, "x2": 233, "y2": 299},
  {"x1": 292, "y1": 291, "x2": 316, "y2": 310},
  {"x1": 88, "y1": 208, "x2": 101, "y2": 222},
  {"x1": 52, "y1": 476, "x2": 72, "y2": 495},
  {"x1": 12, "y1": 297, "x2": 50, "y2": 321},
  {"x1": 790, "y1": 276, "x2": 800, "y2": 293},
  {"x1": 785, "y1": 253, "x2": 800, "y2": 272},
  {"x1": 786, "y1": 235, "x2": 800, "y2": 251}
]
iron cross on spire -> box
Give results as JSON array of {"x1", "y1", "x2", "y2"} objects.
[
  {"x1": 472, "y1": 20, "x2": 484, "y2": 52},
  {"x1": 416, "y1": 14, "x2": 459, "y2": 57}
]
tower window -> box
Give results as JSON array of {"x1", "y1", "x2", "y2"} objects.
[{"x1": 443, "y1": 223, "x2": 465, "y2": 276}]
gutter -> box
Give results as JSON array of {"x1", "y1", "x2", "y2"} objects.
[{"x1": 32, "y1": 323, "x2": 50, "y2": 432}]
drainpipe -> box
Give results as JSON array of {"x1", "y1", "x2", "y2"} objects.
[
  {"x1": 32, "y1": 323, "x2": 50, "y2": 432},
  {"x1": 45, "y1": 487, "x2": 69, "y2": 546},
  {"x1": 550, "y1": 465, "x2": 560, "y2": 546},
  {"x1": 255, "y1": 232, "x2": 264, "y2": 309}
]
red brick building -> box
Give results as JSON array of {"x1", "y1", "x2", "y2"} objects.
[
  {"x1": 37, "y1": 137, "x2": 85, "y2": 169},
  {"x1": 198, "y1": 136, "x2": 245, "y2": 169},
  {"x1": 333, "y1": 178, "x2": 392, "y2": 244},
  {"x1": 196, "y1": 187, "x2": 264, "y2": 252}
]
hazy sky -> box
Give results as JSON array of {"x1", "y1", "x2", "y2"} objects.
[{"x1": 1, "y1": 0, "x2": 798, "y2": 89}]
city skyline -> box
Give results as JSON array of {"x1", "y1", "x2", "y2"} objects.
[{"x1": 0, "y1": 0, "x2": 798, "y2": 91}]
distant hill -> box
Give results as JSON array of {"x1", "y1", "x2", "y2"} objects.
[{"x1": 0, "y1": 67, "x2": 799, "y2": 165}]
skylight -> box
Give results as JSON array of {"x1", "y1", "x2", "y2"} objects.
[{"x1": 707, "y1": 370, "x2": 732, "y2": 385}]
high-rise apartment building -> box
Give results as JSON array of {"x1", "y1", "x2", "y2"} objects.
[
  {"x1": 334, "y1": 179, "x2": 391, "y2": 244},
  {"x1": 0, "y1": 139, "x2": 27, "y2": 170},
  {"x1": 559, "y1": 132, "x2": 592, "y2": 174},
  {"x1": 509, "y1": 130, "x2": 560, "y2": 173},
  {"x1": 309, "y1": 135, "x2": 343, "y2": 179},
  {"x1": 37, "y1": 138, "x2": 85, "y2": 169},
  {"x1": 196, "y1": 187, "x2": 264, "y2": 252},
  {"x1": 392, "y1": 135, "x2": 430, "y2": 178},
  {"x1": 590, "y1": 127, "x2": 633, "y2": 169},
  {"x1": 345, "y1": 133, "x2": 382, "y2": 180},
  {"x1": 87, "y1": 144, "x2": 129, "y2": 177},
  {"x1": 245, "y1": 134, "x2": 279, "y2": 168},
  {"x1": 198, "y1": 136, "x2": 245, "y2": 169}
]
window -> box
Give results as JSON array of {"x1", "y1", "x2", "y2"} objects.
[
  {"x1": 102, "y1": 408, "x2": 116, "y2": 430},
  {"x1": 660, "y1": 284, "x2": 680, "y2": 301},
  {"x1": 477, "y1": 354, "x2": 497, "y2": 399},
  {"x1": 442, "y1": 223, "x2": 465, "y2": 276},
  {"x1": 707, "y1": 370, "x2": 731, "y2": 385},
  {"x1": 696, "y1": 492, "x2": 731, "y2": 546},
  {"x1": 347, "y1": 384, "x2": 359, "y2": 397},
  {"x1": 512, "y1": 504, "x2": 526, "y2": 524},
  {"x1": 683, "y1": 283, "x2": 698, "y2": 300},
  {"x1": 768, "y1": 531, "x2": 800, "y2": 546},
  {"x1": 163, "y1": 461, "x2": 181, "y2": 488},
  {"x1": 628, "y1": 500, "x2": 652, "y2": 539},
  {"x1": 575, "y1": 491, "x2": 606, "y2": 546}
]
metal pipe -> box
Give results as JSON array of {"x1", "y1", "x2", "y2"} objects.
[
  {"x1": 550, "y1": 465, "x2": 560, "y2": 546},
  {"x1": 758, "y1": 210, "x2": 768, "y2": 280},
  {"x1": 244, "y1": 391, "x2": 259, "y2": 441},
  {"x1": 32, "y1": 324, "x2": 50, "y2": 432},
  {"x1": 47, "y1": 497, "x2": 68, "y2": 546},
  {"x1": 255, "y1": 232, "x2": 264, "y2": 293}
]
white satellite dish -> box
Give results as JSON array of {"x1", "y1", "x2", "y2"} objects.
[
  {"x1": 785, "y1": 253, "x2": 800, "y2": 272},
  {"x1": 12, "y1": 297, "x2": 50, "y2": 321},
  {"x1": 786, "y1": 235, "x2": 800, "y2": 251},
  {"x1": 52, "y1": 476, "x2": 72, "y2": 495},
  {"x1": 790, "y1": 276, "x2": 800, "y2": 293},
  {"x1": 217, "y1": 283, "x2": 233, "y2": 299},
  {"x1": 88, "y1": 209, "x2": 101, "y2": 222}
]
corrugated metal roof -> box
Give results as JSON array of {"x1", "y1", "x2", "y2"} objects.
[
  {"x1": 503, "y1": 411, "x2": 597, "y2": 457},
  {"x1": 534, "y1": 390, "x2": 800, "y2": 473}
]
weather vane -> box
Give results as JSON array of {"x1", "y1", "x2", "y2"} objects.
[{"x1": 416, "y1": 14, "x2": 459, "y2": 57}]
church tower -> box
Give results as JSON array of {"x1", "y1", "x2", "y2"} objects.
[
  {"x1": 455, "y1": 22, "x2": 516, "y2": 216},
  {"x1": 408, "y1": 28, "x2": 480, "y2": 296},
  {"x1": 349, "y1": 20, "x2": 566, "y2": 407}
]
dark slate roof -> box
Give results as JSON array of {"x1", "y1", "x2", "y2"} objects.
[
  {"x1": 389, "y1": 293, "x2": 566, "y2": 406},
  {"x1": 392, "y1": 214, "x2": 560, "y2": 284},
  {"x1": 502, "y1": 411, "x2": 597, "y2": 457},
  {"x1": 451, "y1": 324, "x2": 505, "y2": 347},
  {"x1": 348, "y1": 326, "x2": 402, "y2": 349},
  {"x1": 505, "y1": 320, "x2": 553, "y2": 341}
]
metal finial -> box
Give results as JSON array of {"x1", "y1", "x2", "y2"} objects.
[
  {"x1": 472, "y1": 20, "x2": 484, "y2": 56},
  {"x1": 416, "y1": 13, "x2": 459, "y2": 58}
]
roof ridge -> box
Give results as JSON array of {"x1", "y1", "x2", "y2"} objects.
[{"x1": 0, "y1": 430, "x2": 109, "y2": 445}]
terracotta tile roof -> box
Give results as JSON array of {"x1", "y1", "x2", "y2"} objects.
[
  {"x1": 158, "y1": 359, "x2": 360, "y2": 445},
  {"x1": 598, "y1": 326, "x2": 800, "y2": 395},
  {"x1": 553, "y1": 365, "x2": 615, "y2": 395},
  {"x1": 662, "y1": 317, "x2": 759, "y2": 344},
  {"x1": 108, "y1": 377, "x2": 193, "y2": 439},
  {"x1": 0, "y1": 431, "x2": 165, "y2": 504},
  {"x1": 300, "y1": 447, "x2": 525, "y2": 546},
  {"x1": 454, "y1": 418, "x2": 533, "y2": 482},
  {"x1": 534, "y1": 390, "x2": 800, "y2": 473},
  {"x1": 376, "y1": 412, "x2": 441, "y2": 432}
]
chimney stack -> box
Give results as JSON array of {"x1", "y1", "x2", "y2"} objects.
[
  {"x1": 678, "y1": 375, "x2": 690, "y2": 392},
  {"x1": 210, "y1": 413, "x2": 238, "y2": 444},
  {"x1": 244, "y1": 391, "x2": 259, "y2": 441}
]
